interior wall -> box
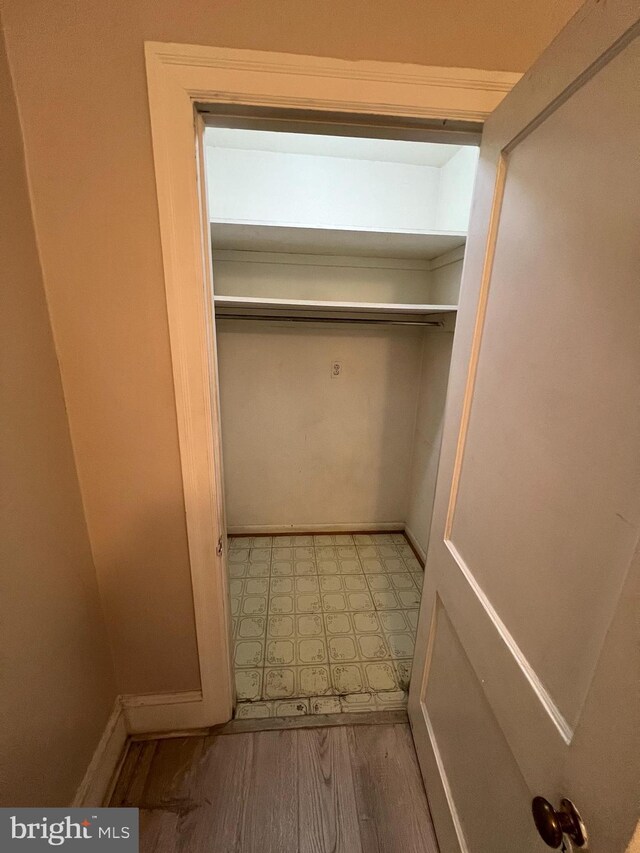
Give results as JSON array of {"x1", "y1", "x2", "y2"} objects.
[
  {"x1": 217, "y1": 322, "x2": 424, "y2": 528},
  {"x1": 213, "y1": 254, "x2": 436, "y2": 304},
  {"x1": 0, "y1": 0, "x2": 582, "y2": 695},
  {"x1": 0, "y1": 21, "x2": 116, "y2": 806},
  {"x1": 406, "y1": 332, "x2": 455, "y2": 559},
  {"x1": 435, "y1": 147, "x2": 480, "y2": 232},
  {"x1": 207, "y1": 148, "x2": 441, "y2": 232}
]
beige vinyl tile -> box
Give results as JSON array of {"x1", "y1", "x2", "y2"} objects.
[
  {"x1": 266, "y1": 639, "x2": 297, "y2": 667},
  {"x1": 378, "y1": 611, "x2": 409, "y2": 633},
  {"x1": 352, "y1": 612, "x2": 381, "y2": 634},
  {"x1": 324, "y1": 613, "x2": 354, "y2": 636},
  {"x1": 266, "y1": 614, "x2": 295, "y2": 639},
  {"x1": 295, "y1": 575, "x2": 319, "y2": 593},
  {"x1": 297, "y1": 665, "x2": 332, "y2": 697},
  {"x1": 397, "y1": 589, "x2": 420, "y2": 608},
  {"x1": 234, "y1": 639, "x2": 265, "y2": 669},
  {"x1": 356, "y1": 634, "x2": 390, "y2": 661},
  {"x1": 363, "y1": 662, "x2": 398, "y2": 692},
  {"x1": 394, "y1": 659, "x2": 412, "y2": 691},
  {"x1": 237, "y1": 615, "x2": 267, "y2": 639},
  {"x1": 263, "y1": 666, "x2": 297, "y2": 699},
  {"x1": 235, "y1": 669, "x2": 262, "y2": 701},
  {"x1": 336, "y1": 546, "x2": 358, "y2": 560},
  {"x1": 315, "y1": 546, "x2": 337, "y2": 560},
  {"x1": 319, "y1": 574, "x2": 342, "y2": 592},
  {"x1": 229, "y1": 549, "x2": 250, "y2": 563},
  {"x1": 366, "y1": 573, "x2": 392, "y2": 591},
  {"x1": 241, "y1": 595, "x2": 269, "y2": 616},
  {"x1": 250, "y1": 547, "x2": 271, "y2": 562},
  {"x1": 229, "y1": 532, "x2": 422, "y2": 718},
  {"x1": 331, "y1": 663, "x2": 366, "y2": 694},
  {"x1": 371, "y1": 591, "x2": 402, "y2": 610},
  {"x1": 356, "y1": 545, "x2": 378, "y2": 559},
  {"x1": 327, "y1": 635, "x2": 360, "y2": 663},
  {"x1": 296, "y1": 614, "x2": 324, "y2": 637},
  {"x1": 385, "y1": 633, "x2": 415, "y2": 659},
  {"x1": 296, "y1": 636, "x2": 328, "y2": 664},
  {"x1": 346, "y1": 592, "x2": 374, "y2": 611},
  {"x1": 270, "y1": 576, "x2": 294, "y2": 595}
]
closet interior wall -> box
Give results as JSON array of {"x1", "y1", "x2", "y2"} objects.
[
  {"x1": 214, "y1": 252, "x2": 462, "y2": 560},
  {"x1": 207, "y1": 128, "x2": 474, "y2": 560}
]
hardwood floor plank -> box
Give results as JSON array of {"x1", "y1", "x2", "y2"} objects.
[
  {"x1": 139, "y1": 809, "x2": 179, "y2": 853},
  {"x1": 348, "y1": 724, "x2": 439, "y2": 853},
  {"x1": 174, "y1": 731, "x2": 254, "y2": 853},
  {"x1": 141, "y1": 736, "x2": 204, "y2": 810},
  {"x1": 239, "y1": 730, "x2": 299, "y2": 853},
  {"x1": 109, "y1": 741, "x2": 144, "y2": 806},
  {"x1": 298, "y1": 727, "x2": 363, "y2": 853},
  {"x1": 110, "y1": 724, "x2": 439, "y2": 853},
  {"x1": 115, "y1": 741, "x2": 158, "y2": 807}
]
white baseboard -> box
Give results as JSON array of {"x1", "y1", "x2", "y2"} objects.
[
  {"x1": 403, "y1": 524, "x2": 427, "y2": 566},
  {"x1": 72, "y1": 699, "x2": 128, "y2": 807},
  {"x1": 121, "y1": 689, "x2": 205, "y2": 735},
  {"x1": 227, "y1": 522, "x2": 405, "y2": 535}
]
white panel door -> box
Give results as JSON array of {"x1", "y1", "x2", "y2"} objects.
[{"x1": 409, "y1": 3, "x2": 640, "y2": 851}]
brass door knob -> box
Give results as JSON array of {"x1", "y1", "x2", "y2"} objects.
[{"x1": 531, "y1": 796, "x2": 587, "y2": 848}]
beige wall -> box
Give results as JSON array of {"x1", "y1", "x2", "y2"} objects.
[
  {"x1": 218, "y1": 321, "x2": 424, "y2": 529},
  {"x1": 406, "y1": 332, "x2": 455, "y2": 558},
  {"x1": 0, "y1": 0, "x2": 582, "y2": 695},
  {"x1": 0, "y1": 22, "x2": 116, "y2": 805}
]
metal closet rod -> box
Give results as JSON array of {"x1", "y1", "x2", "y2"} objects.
[{"x1": 216, "y1": 313, "x2": 444, "y2": 327}]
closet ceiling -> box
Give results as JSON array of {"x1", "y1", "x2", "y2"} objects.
[{"x1": 205, "y1": 128, "x2": 464, "y2": 167}]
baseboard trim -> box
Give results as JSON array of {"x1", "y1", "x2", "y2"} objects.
[
  {"x1": 403, "y1": 525, "x2": 427, "y2": 567},
  {"x1": 72, "y1": 699, "x2": 128, "y2": 807},
  {"x1": 121, "y1": 689, "x2": 206, "y2": 735},
  {"x1": 227, "y1": 522, "x2": 405, "y2": 535}
]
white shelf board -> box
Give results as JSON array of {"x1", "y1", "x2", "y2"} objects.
[
  {"x1": 211, "y1": 221, "x2": 466, "y2": 261},
  {"x1": 214, "y1": 294, "x2": 457, "y2": 320}
]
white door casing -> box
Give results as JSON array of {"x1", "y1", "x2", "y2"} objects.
[
  {"x1": 143, "y1": 43, "x2": 519, "y2": 730},
  {"x1": 409, "y1": 2, "x2": 640, "y2": 851}
]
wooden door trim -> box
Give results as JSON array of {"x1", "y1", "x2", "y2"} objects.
[{"x1": 143, "y1": 41, "x2": 519, "y2": 730}]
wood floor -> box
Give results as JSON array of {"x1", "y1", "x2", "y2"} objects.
[{"x1": 111, "y1": 722, "x2": 439, "y2": 853}]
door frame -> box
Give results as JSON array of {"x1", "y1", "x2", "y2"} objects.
[{"x1": 143, "y1": 41, "x2": 520, "y2": 730}]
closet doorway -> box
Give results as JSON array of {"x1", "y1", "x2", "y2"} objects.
[{"x1": 203, "y1": 121, "x2": 479, "y2": 719}]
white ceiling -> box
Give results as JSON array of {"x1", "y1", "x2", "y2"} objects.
[{"x1": 205, "y1": 128, "x2": 463, "y2": 167}]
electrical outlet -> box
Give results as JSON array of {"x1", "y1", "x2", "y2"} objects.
[{"x1": 331, "y1": 360, "x2": 342, "y2": 378}]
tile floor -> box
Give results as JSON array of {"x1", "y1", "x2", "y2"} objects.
[{"x1": 228, "y1": 531, "x2": 423, "y2": 718}]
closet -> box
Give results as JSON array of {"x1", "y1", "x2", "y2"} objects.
[{"x1": 204, "y1": 126, "x2": 478, "y2": 718}]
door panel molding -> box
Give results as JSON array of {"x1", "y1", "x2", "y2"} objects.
[{"x1": 444, "y1": 539, "x2": 573, "y2": 744}]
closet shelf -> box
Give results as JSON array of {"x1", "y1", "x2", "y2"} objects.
[
  {"x1": 211, "y1": 222, "x2": 466, "y2": 261},
  {"x1": 214, "y1": 295, "x2": 457, "y2": 323}
]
